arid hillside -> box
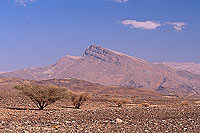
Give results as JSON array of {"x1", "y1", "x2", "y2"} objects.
[
  {"x1": 1, "y1": 44, "x2": 200, "y2": 95},
  {"x1": 0, "y1": 77, "x2": 162, "y2": 98},
  {"x1": 163, "y1": 62, "x2": 200, "y2": 75}
]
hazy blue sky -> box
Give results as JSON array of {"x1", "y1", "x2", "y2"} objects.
[{"x1": 0, "y1": 0, "x2": 200, "y2": 71}]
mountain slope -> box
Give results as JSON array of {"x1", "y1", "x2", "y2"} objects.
[
  {"x1": 163, "y1": 62, "x2": 200, "y2": 75},
  {"x1": 1, "y1": 44, "x2": 200, "y2": 95}
]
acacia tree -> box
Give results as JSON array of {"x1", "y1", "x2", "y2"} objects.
[{"x1": 14, "y1": 84, "x2": 68, "y2": 110}]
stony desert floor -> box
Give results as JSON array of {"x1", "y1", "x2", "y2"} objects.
[{"x1": 0, "y1": 92, "x2": 200, "y2": 132}]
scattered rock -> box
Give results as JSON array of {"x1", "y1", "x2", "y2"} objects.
[{"x1": 116, "y1": 118, "x2": 123, "y2": 124}]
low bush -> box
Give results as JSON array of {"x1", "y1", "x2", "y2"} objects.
[
  {"x1": 14, "y1": 84, "x2": 68, "y2": 110},
  {"x1": 110, "y1": 98, "x2": 130, "y2": 107},
  {"x1": 181, "y1": 101, "x2": 189, "y2": 106},
  {"x1": 70, "y1": 92, "x2": 90, "y2": 109}
]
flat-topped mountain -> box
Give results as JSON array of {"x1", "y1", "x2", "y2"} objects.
[{"x1": 1, "y1": 44, "x2": 200, "y2": 95}]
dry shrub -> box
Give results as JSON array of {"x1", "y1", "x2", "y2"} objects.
[
  {"x1": 139, "y1": 103, "x2": 150, "y2": 108},
  {"x1": 14, "y1": 84, "x2": 68, "y2": 110},
  {"x1": 70, "y1": 92, "x2": 90, "y2": 109},
  {"x1": 110, "y1": 98, "x2": 130, "y2": 107},
  {"x1": 181, "y1": 101, "x2": 189, "y2": 106}
]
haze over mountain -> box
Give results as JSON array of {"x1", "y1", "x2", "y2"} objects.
[{"x1": 1, "y1": 44, "x2": 200, "y2": 95}]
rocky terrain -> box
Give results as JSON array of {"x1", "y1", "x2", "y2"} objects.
[
  {"x1": 163, "y1": 62, "x2": 200, "y2": 75},
  {"x1": 0, "y1": 77, "x2": 162, "y2": 97},
  {"x1": 0, "y1": 91, "x2": 200, "y2": 132},
  {"x1": 1, "y1": 44, "x2": 200, "y2": 96},
  {"x1": 0, "y1": 77, "x2": 199, "y2": 132}
]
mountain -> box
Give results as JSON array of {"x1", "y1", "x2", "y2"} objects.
[
  {"x1": 163, "y1": 62, "x2": 200, "y2": 75},
  {"x1": 1, "y1": 44, "x2": 200, "y2": 95}
]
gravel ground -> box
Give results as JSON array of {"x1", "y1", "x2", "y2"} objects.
[{"x1": 0, "y1": 92, "x2": 200, "y2": 132}]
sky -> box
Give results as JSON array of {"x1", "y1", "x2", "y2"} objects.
[{"x1": 0, "y1": 0, "x2": 200, "y2": 71}]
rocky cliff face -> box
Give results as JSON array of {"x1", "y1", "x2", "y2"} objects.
[{"x1": 1, "y1": 44, "x2": 200, "y2": 95}]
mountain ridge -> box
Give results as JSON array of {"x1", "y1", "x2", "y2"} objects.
[
  {"x1": 163, "y1": 62, "x2": 200, "y2": 75},
  {"x1": 1, "y1": 44, "x2": 200, "y2": 95}
]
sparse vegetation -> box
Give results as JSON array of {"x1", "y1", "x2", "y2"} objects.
[
  {"x1": 70, "y1": 92, "x2": 90, "y2": 109},
  {"x1": 1, "y1": 90, "x2": 200, "y2": 132},
  {"x1": 110, "y1": 97, "x2": 130, "y2": 107},
  {"x1": 14, "y1": 84, "x2": 68, "y2": 110}
]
